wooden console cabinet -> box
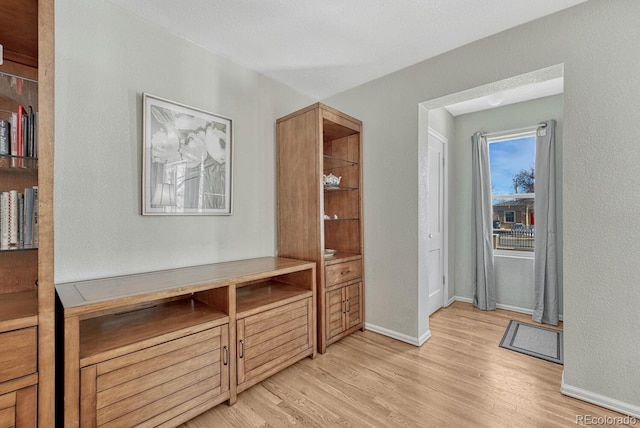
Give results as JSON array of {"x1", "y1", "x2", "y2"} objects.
[
  {"x1": 56, "y1": 257, "x2": 315, "y2": 428},
  {"x1": 277, "y1": 103, "x2": 365, "y2": 353}
]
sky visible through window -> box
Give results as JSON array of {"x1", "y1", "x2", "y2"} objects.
[{"x1": 488, "y1": 136, "x2": 536, "y2": 195}]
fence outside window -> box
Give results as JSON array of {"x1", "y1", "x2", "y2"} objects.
[{"x1": 492, "y1": 226, "x2": 534, "y2": 251}]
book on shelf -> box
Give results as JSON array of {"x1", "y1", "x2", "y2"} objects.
[
  {"x1": 0, "y1": 118, "x2": 8, "y2": 155},
  {"x1": 0, "y1": 192, "x2": 7, "y2": 248},
  {"x1": 0, "y1": 186, "x2": 38, "y2": 249},
  {"x1": 1, "y1": 105, "x2": 37, "y2": 160},
  {"x1": 23, "y1": 187, "x2": 35, "y2": 246},
  {"x1": 10, "y1": 112, "x2": 17, "y2": 156},
  {"x1": 32, "y1": 186, "x2": 38, "y2": 247},
  {"x1": 16, "y1": 105, "x2": 25, "y2": 158}
]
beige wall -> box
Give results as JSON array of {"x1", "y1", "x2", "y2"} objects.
[
  {"x1": 54, "y1": 0, "x2": 314, "y2": 282},
  {"x1": 325, "y1": 0, "x2": 640, "y2": 414}
]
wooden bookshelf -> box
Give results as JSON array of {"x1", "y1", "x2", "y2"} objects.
[
  {"x1": 277, "y1": 103, "x2": 365, "y2": 353},
  {"x1": 0, "y1": 0, "x2": 55, "y2": 425}
]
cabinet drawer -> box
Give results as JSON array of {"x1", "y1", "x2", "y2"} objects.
[
  {"x1": 0, "y1": 328, "x2": 37, "y2": 384},
  {"x1": 81, "y1": 325, "x2": 229, "y2": 427},
  {"x1": 325, "y1": 259, "x2": 362, "y2": 287}
]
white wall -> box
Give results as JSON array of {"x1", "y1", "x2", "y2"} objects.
[
  {"x1": 453, "y1": 94, "x2": 564, "y2": 315},
  {"x1": 325, "y1": 0, "x2": 640, "y2": 414},
  {"x1": 54, "y1": 0, "x2": 314, "y2": 282}
]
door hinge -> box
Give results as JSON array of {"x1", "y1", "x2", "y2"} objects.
[{"x1": 443, "y1": 275, "x2": 446, "y2": 285}]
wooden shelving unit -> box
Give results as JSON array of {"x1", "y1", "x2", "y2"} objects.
[
  {"x1": 277, "y1": 103, "x2": 365, "y2": 353},
  {"x1": 56, "y1": 256, "x2": 316, "y2": 427},
  {"x1": 0, "y1": 0, "x2": 55, "y2": 426}
]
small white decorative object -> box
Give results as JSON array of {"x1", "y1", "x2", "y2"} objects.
[
  {"x1": 324, "y1": 248, "x2": 337, "y2": 258},
  {"x1": 322, "y1": 173, "x2": 342, "y2": 188},
  {"x1": 333, "y1": 214, "x2": 338, "y2": 219}
]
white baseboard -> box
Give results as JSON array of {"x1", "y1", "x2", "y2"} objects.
[
  {"x1": 451, "y1": 296, "x2": 563, "y2": 321},
  {"x1": 452, "y1": 296, "x2": 472, "y2": 304},
  {"x1": 561, "y1": 371, "x2": 640, "y2": 418},
  {"x1": 365, "y1": 322, "x2": 431, "y2": 346}
]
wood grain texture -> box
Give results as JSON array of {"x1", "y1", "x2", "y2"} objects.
[
  {"x1": 236, "y1": 282, "x2": 312, "y2": 318},
  {"x1": 237, "y1": 298, "x2": 313, "y2": 393},
  {"x1": 56, "y1": 257, "x2": 314, "y2": 316},
  {"x1": 0, "y1": 251, "x2": 38, "y2": 295},
  {"x1": 0, "y1": 0, "x2": 37, "y2": 67},
  {"x1": 180, "y1": 302, "x2": 633, "y2": 427},
  {"x1": 14, "y1": 385, "x2": 36, "y2": 428},
  {"x1": 324, "y1": 259, "x2": 362, "y2": 287},
  {"x1": 0, "y1": 328, "x2": 37, "y2": 384},
  {"x1": 0, "y1": 290, "x2": 38, "y2": 333},
  {"x1": 60, "y1": 257, "x2": 316, "y2": 427},
  {"x1": 79, "y1": 300, "x2": 228, "y2": 366}
]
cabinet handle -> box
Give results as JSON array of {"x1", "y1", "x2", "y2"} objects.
[
  {"x1": 341, "y1": 270, "x2": 351, "y2": 276},
  {"x1": 342, "y1": 300, "x2": 347, "y2": 314},
  {"x1": 346, "y1": 298, "x2": 351, "y2": 313},
  {"x1": 223, "y1": 346, "x2": 229, "y2": 365},
  {"x1": 239, "y1": 339, "x2": 245, "y2": 359}
]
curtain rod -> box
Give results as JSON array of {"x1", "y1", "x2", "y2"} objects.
[{"x1": 481, "y1": 122, "x2": 547, "y2": 138}]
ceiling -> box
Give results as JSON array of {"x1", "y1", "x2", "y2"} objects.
[
  {"x1": 104, "y1": 0, "x2": 585, "y2": 99},
  {"x1": 444, "y1": 77, "x2": 564, "y2": 117}
]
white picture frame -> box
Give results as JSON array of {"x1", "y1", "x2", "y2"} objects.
[{"x1": 142, "y1": 93, "x2": 232, "y2": 215}]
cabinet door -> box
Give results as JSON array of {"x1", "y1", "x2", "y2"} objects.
[
  {"x1": 345, "y1": 282, "x2": 363, "y2": 330},
  {"x1": 0, "y1": 385, "x2": 37, "y2": 428},
  {"x1": 237, "y1": 298, "x2": 313, "y2": 391},
  {"x1": 326, "y1": 288, "x2": 345, "y2": 341},
  {"x1": 80, "y1": 326, "x2": 229, "y2": 427}
]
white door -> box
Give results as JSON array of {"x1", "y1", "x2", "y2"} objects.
[{"x1": 427, "y1": 130, "x2": 446, "y2": 316}]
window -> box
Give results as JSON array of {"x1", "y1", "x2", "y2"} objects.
[
  {"x1": 488, "y1": 132, "x2": 535, "y2": 252},
  {"x1": 504, "y1": 211, "x2": 515, "y2": 223}
]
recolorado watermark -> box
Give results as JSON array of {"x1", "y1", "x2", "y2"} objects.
[{"x1": 576, "y1": 414, "x2": 637, "y2": 425}]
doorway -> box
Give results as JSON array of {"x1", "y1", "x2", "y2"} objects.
[
  {"x1": 426, "y1": 129, "x2": 447, "y2": 316},
  {"x1": 418, "y1": 64, "x2": 564, "y2": 334}
]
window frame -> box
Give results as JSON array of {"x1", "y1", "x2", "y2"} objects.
[
  {"x1": 503, "y1": 210, "x2": 516, "y2": 223},
  {"x1": 488, "y1": 130, "x2": 536, "y2": 258}
]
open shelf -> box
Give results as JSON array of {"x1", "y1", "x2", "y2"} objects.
[
  {"x1": 323, "y1": 154, "x2": 357, "y2": 170},
  {"x1": 236, "y1": 281, "x2": 313, "y2": 319},
  {"x1": 324, "y1": 185, "x2": 358, "y2": 192},
  {"x1": 79, "y1": 298, "x2": 229, "y2": 366},
  {"x1": 323, "y1": 251, "x2": 362, "y2": 265},
  {"x1": 0, "y1": 290, "x2": 38, "y2": 333},
  {"x1": 0, "y1": 155, "x2": 38, "y2": 172},
  {"x1": 324, "y1": 217, "x2": 359, "y2": 221}
]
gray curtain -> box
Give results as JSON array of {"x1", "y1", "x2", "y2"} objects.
[
  {"x1": 533, "y1": 120, "x2": 559, "y2": 325},
  {"x1": 471, "y1": 132, "x2": 496, "y2": 310}
]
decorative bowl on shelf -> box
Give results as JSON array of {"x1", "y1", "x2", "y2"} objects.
[{"x1": 324, "y1": 248, "x2": 337, "y2": 258}]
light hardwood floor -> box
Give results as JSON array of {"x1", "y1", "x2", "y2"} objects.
[{"x1": 181, "y1": 302, "x2": 631, "y2": 427}]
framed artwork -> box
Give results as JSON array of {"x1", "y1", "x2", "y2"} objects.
[{"x1": 142, "y1": 93, "x2": 232, "y2": 215}]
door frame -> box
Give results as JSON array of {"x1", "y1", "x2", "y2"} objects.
[{"x1": 417, "y1": 102, "x2": 450, "y2": 344}]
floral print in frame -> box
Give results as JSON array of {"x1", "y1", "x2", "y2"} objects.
[{"x1": 142, "y1": 93, "x2": 232, "y2": 215}]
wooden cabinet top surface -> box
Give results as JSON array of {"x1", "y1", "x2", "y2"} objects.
[{"x1": 56, "y1": 257, "x2": 315, "y2": 317}]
